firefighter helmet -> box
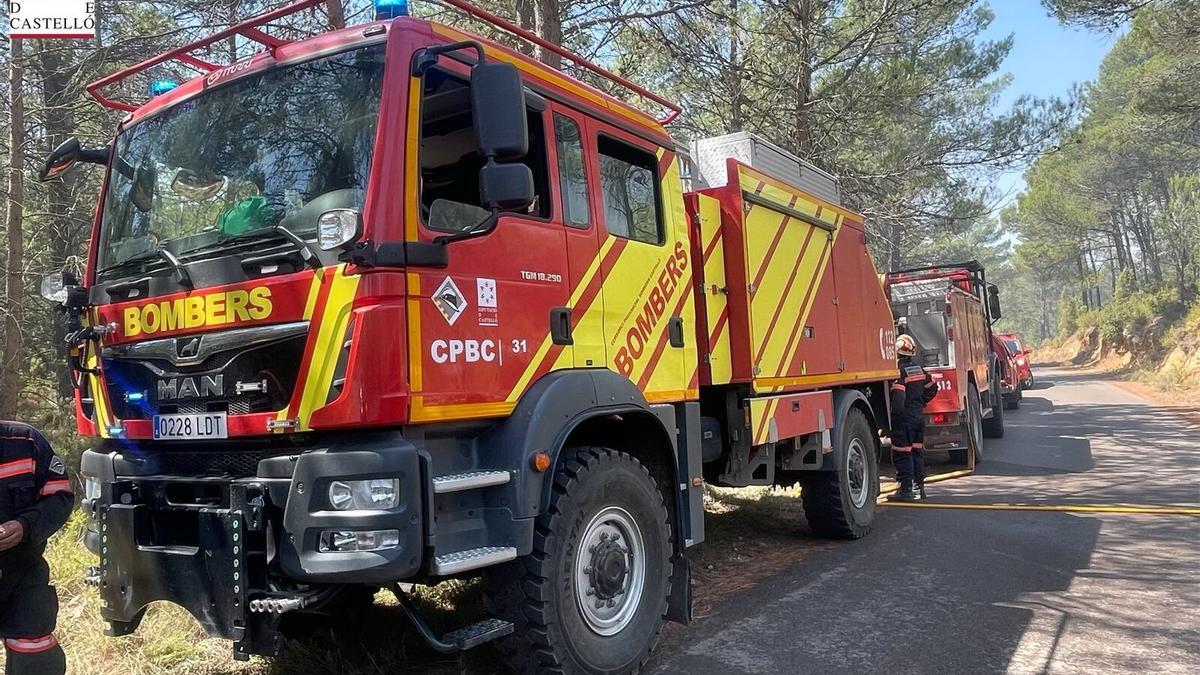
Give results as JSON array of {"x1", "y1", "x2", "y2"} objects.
[{"x1": 896, "y1": 334, "x2": 917, "y2": 357}]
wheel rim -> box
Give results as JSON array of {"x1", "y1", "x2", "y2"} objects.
[
  {"x1": 574, "y1": 506, "x2": 646, "y2": 636},
  {"x1": 847, "y1": 438, "x2": 869, "y2": 508}
]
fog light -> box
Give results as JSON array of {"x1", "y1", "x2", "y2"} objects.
[
  {"x1": 327, "y1": 478, "x2": 399, "y2": 510},
  {"x1": 84, "y1": 476, "x2": 102, "y2": 501},
  {"x1": 318, "y1": 529, "x2": 400, "y2": 552}
]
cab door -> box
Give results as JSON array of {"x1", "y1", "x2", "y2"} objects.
[
  {"x1": 584, "y1": 119, "x2": 696, "y2": 401},
  {"x1": 405, "y1": 65, "x2": 569, "y2": 422},
  {"x1": 550, "y1": 106, "x2": 606, "y2": 368}
]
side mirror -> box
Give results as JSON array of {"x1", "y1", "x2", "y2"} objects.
[
  {"x1": 39, "y1": 137, "x2": 108, "y2": 182},
  {"x1": 39, "y1": 138, "x2": 83, "y2": 182},
  {"x1": 470, "y1": 62, "x2": 528, "y2": 160},
  {"x1": 480, "y1": 163, "x2": 535, "y2": 211},
  {"x1": 987, "y1": 283, "x2": 1002, "y2": 321}
]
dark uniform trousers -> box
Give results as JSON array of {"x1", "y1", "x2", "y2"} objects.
[
  {"x1": 0, "y1": 422, "x2": 72, "y2": 675},
  {"x1": 890, "y1": 359, "x2": 938, "y2": 489}
]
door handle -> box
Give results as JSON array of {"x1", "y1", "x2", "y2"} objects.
[
  {"x1": 550, "y1": 307, "x2": 573, "y2": 345},
  {"x1": 668, "y1": 316, "x2": 685, "y2": 348}
]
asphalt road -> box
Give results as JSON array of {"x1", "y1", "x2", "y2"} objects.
[{"x1": 649, "y1": 369, "x2": 1200, "y2": 674}]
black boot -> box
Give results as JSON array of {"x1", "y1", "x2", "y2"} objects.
[
  {"x1": 890, "y1": 451, "x2": 915, "y2": 501},
  {"x1": 914, "y1": 483, "x2": 926, "y2": 501},
  {"x1": 888, "y1": 481, "x2": 916, "y2": 502}
]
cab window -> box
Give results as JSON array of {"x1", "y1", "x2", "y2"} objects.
[
  {"x1": 418, "y1": 68, "x2": 550, "y2": 232},
  {"x1": 597, "y1": 136, "x2": 662, "y2": 245},
  {"x1": 554, "y1": 114, "x2": 590, "y2": 228}
]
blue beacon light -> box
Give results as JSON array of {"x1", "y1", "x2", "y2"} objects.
[
  {"x1": 149, "y1": 79, "x2": 180, "y2": 97},
  {"x1": 374, "y1": 0, "x2": 409, "y2": 20}
]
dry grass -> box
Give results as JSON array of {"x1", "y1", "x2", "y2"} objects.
[{"x1": 7, "y1": 485, "x2": 830, "y2": 674}]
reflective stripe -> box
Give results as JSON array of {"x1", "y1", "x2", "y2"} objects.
[
  {"x1": 5, "y1": 634, "x2": 57, "y2": 653},
  {"x1": 0, "y1": 458, "x2": 35, "y2": 479},
  {"x1": 40, "y1": 479, "x2": 72, "y2": 497},
  {"x1": 892, "y1": 445, "x2": 912, "y2": 452},
  {"x1": 905, "y1": 374, "x2": 924, "y2": 383},
  {"x1": 912, "y1": 443, "x2": 925, "y2": 449},
  {"x1": 891, "y1": 383, "x2": 906, "y2": 391}
]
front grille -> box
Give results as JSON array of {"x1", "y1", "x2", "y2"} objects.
[
  {"x1": 102, "y1": 325, "x2": 307, "y2": 420},
  {"x1": 158, "y1": 450, "x2": 271, "y2": 477}
]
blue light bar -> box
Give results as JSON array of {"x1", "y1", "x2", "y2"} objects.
[
  {"x1": 124, "y1": 391, "x2": 146, "y2": 403},
  {"x1": 374, "y1": 0, "x2": 409, "y2": 20},
  {"x1": 149, "y1": 79, "x2": 179, "y2": 97}
]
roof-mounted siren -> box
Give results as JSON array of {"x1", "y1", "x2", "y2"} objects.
[
  {"x1": 374, "y1": 0, "x2": 409, "y2": 19},
  {"x1": 690, "y1": 131, "x2": 841, "y2": 205}
]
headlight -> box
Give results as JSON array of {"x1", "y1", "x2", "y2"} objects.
[
  {"x1": 317, "y1": 209, "x2": 362, "y2": 250},
  {"x1": 327, "y1": 478, "x2": 399, "y2": 510}
]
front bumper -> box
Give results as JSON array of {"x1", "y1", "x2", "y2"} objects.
[{"x1": 79, "y1": 432, "x2": 424, "y2": 657}]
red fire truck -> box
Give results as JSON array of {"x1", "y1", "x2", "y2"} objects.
[
  {"x1": 39, "y1": 0, "x2": 898, "y2": 670},
  {"x1": 884, "y1": 262, "x2": 1006, "y2": 464}
]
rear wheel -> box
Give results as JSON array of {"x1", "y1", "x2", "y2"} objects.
[
  {"x1": 485, "y1": 447, "x2": 672, "y2": 674},
  {"x1": 982, "y1": 375, "x2": 1005, "y2": 438},
  {"x1": 951, "y1": 384, "x2": 985, "y2": 465},
  {"x1": 801, "y1": 408, "x2": 878, "y2": 540}
]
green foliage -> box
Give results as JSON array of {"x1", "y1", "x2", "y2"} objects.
[
  {"x1": 1058, "y1": 291, "x2": 1085, "y2": 339},
  {"x1": 1006, "y1": 0, "x2": 1200, "y2": 345}
]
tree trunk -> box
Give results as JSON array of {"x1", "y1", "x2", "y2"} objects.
[
  {"x1": 792, "y1": 0, "x2": 814, "y2": 156},
  {"x1": 514, "y1": 0, "x2": 537, "y2": 57},
  {"x1": 533, "y1": 0, "x2": 563, "y2": 69},
  {"x1": 326, "y1": 0, "x2": 346, "y2": 29},
  {"x1": 39, "y1": 42, "x2": 79, "y2": 399},
  {"x1": 1, "y1": 39, "x2": 26, "y2": 418},
  {"x1": 727, "y1": 0, "x2": 743, "y2": 132}
]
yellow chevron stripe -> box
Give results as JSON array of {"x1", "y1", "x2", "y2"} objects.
[
  {"x1": 503, "y1": 236, "x2": 616, "y2": 403},
  {"x1": 770, "y1": 227, "x2": 841, "y2": 378},
  {"x1": 293, "y1": 266, "x2": 360, "y2": 430}
]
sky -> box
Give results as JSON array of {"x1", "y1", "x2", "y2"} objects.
[{"x1": 981, "y1": 0, "x2": 1122, "y2": 207}]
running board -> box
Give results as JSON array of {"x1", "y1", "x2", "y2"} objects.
[
  {"x1": 433, "y1": 546, "x2": 517, "y2": 575},
  {"x1": 432, "y1": 470, "x2": 512, "y2": 494},
  {"x1": 392, "y1": 584, "x2": 514, "y2": 652}
]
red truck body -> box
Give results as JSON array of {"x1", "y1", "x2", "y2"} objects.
[
  {"x1": 45, "y1": 2, "x2": 904, "y2": 666},
  {"x1": 883, "y1": 262, "x2": 1006, "y2": 460}
]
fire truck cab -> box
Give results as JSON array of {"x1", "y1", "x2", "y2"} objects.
[{"x1": 884, "y1": 262, "x2": 1006, "y2": 464}]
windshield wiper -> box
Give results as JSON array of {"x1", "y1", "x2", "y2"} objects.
[
  {"x1": 184, "y1": 225, "x2": 322, "y2": 270},
  {"x1": 98, "y1": 247, "x2": 193, "y2": 288}
]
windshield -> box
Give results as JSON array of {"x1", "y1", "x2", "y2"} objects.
[
  {"x1": 98, "y1": 44, "x2": 385, "y2": 274},
  {"x1": 1004, "y1": 339, "x2": 1022, "y2": 354}
]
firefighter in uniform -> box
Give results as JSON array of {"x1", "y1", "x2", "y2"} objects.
[
  {"x1": 888, "y1": 335, "x2": 938, "y2": 502},
  {"x1": 0, "y1": 421, "x2": 72, "y2": 675}
]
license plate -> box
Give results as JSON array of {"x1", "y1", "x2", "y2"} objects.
[{"x1": 152, "y1": 413, "x2": 228, "y2": 440}]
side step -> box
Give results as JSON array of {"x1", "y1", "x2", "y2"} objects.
[
  {"x1": 432, "y1": 470, "x2": 511, "y2": 494},
  {"x1": 392, "y1": 584, "x2": 514, "y2": 653},
  {"x1": 433, "y1": 546, "x2": 517, "y2": 575}
]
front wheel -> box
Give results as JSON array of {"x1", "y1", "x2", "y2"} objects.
[
  {"x1": 485, "y1": 447, "x2": 672, "y2": 674},
  {"x1": 801, "y1": 408, "x2": 878, "y2": 539}
]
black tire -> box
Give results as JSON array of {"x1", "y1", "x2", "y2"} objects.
[
  {"x1": 951, "y1": 383, "x2": 985, "y2": 465},
  {"x1": 982, "y1": 376, "x2": 1005, "y2": 438},
  {"x1": 801, "y1": 408, "x2": 878, "y2": 540},
  {"x1": 485, "y1": 447, "x2": 672, "y2": 674}
]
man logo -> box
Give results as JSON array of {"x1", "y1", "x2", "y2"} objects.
[{"x1": 177, "y1": 337, "x2": 202, "y2": 359}]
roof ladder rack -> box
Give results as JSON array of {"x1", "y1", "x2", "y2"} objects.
[{"x1": 87, "y1": 0, "x2": 327, "y2": 112}]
